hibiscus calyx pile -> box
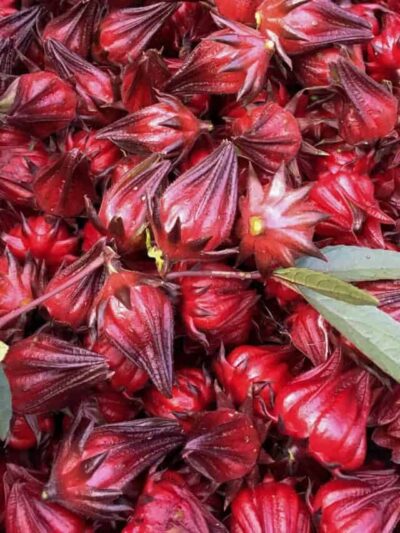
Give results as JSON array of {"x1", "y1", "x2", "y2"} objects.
[{"x1": 2, "y1": 0, "x2": 400, "y2": 532}]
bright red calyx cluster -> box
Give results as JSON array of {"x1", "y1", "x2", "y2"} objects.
[{"x1": 1, "y1": 0, "x2": 400, "y2": 531}]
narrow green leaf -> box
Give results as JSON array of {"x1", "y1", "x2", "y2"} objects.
[
  {"x1": 296, "y1": 246, "x2": 400, "y2": 282},
  {"x1": 0, "y1": 365, "x2": 11, "y2": 440},
  {"x1": 273, "y1": 267, "x2": 379, "y2": 306},
  {"x1": 299, "y1": 287, "x2": 400, "y2": 382}
]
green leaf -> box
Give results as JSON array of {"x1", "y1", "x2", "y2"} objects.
[
  {"x1": 296, "y1": 246, "x2": 400, "y2": 282},
  {"x1": 0, "y1": 365, "x2": 11, "y2": 440},
  {"x1": 299, "y1": 287, "x2": 400, "y2": 382},
  {"x1": 273, "y1": 267, "x2": 379, "y2": 306}
]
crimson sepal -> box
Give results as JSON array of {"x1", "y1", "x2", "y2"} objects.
[
  {"x1": 96, "y1": 93, "x2": 210, "y2": 157},
  {"x1": 286, "y1": 303, "x2": 330, "y2": 366},
  {"x1": 95, "y1": 271, "x2": 175, "y2": 397},
  {"x1": 0, "y1": 6, "x2": 42, "y2": 54},
  {"x1": 43, "y1": 0, "x2": 101, "y2": 58},
  {"x1": 180, "y1": 262, "x2": 258, "y2": 354},
  {"x1": 215, "y1": 0, "x2": 261, "y2": 24},
  {"x1": 257, "y1": 0, "x2": 373, "y2": 56},
  {"x1": 0, "y1": 249, "x2": 38, "y2": 320},
  {"x1": 2, "y1": 215, "x2": 78, "y2": 270},
  {"x1": 182, "y1": 408, "x2": 261, "y2": 483},
  {"x1": 91, "y1": 335, "x2": 149, "y2": 396},
  {"x1": 65, "y1": 130, "x2": 121, "y2": 178},
  {"x1": 4, "y1": 464, "x2": 92, "y2": 533},
  {"x1": 44, "y1": 39, "x2": 115, "y2": 125},
  {"x1": 367, "y1": 13, "x2": 400, "y2": 83},
  {"x1": 122, "y1": 470, "x2": 227, "y2": 533},
  {"x1": 43, "y1": 240, "x2": 107, "y2": 329},
  {"x1": 332, "y1": 58, "x2": 398, "y2": 144},
  {"x1": 121, "y1": 50, "x2": 170, "y2": 113},
  {"x1": 214, "y1": 344, "x2": 296, "y2": 418},
  {"x1": 231, "y1": 478, "x2": 311, "y2": 532},
  {"x1": 151, "y1": 141, "x2": 238, "y2": 262},
  {"x1": 99, "y1": 157, "x2": 171, "y2": 254},
  {"x1": 166, "y1": 14, "x2": 274, "y2": 104},
  {"x1": 274, "y1": 349, "x2": 373, "y2": 470},
  {"x1": 0, "y1": 139, "x2": 50, "y2": 207},
  {"x1": 7, "y1": 414, "x2": 54, "y2": 450},
  {"x1": 0, "y1": 72, "x2": 77, "y2": 139},
  {"x1": 231, "y1": 102, "x2": 302, "y2": 174},
  {"x1": 143, "y1": 367, "x2": 214, "y2": 419},
  {"x1": 313, "y1": 470, "x2": 400, "y2": 532},
  {"x1": 372, "y1": 384, "x2": 400, "y2": 463},
  {"x1": 44, "y1": 416, "x2": 186, "y2": 518},
  {"x1": 33, "y1": 149, "x2": 95, "y2": 218},
  {"x1": 97, "y1": 2, "x2": 179, "y2": 66},
  {"x1": 3, "y1": 334, "x2": 110, "y2": 415},
  {"x1": 294, "y1": 45, "x2": 365, "y2": 87},
  {"x1": 237, "y1": 166, "x2": 325, "y2": 273}
]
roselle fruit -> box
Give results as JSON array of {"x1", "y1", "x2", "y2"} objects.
[
  {"x1": 0, "y1": 5, "x2": 41, "y2": 53},
  {"x1": 2, "y1": 215, "x2": 78, "y2": 270},
  {"x1": 42, "y1": 0, "x2": 101, "y2": 58},
  {"x1": 97, "y1": 93, "x2": 210, "y2": 157},
  {"x1": 97, "y1": 2, "x2": 178, "y2": 66},
  {"x1": 33, "y1": 149, "x2": 95, "y2": 218},
  {"x1": 151, "y1": 141, "x2": 238, "y2": 262},
  {"x1": 43, "y1": 240, "x2": 107, "y2": 329},
  {"x1": 91, "y1": 335, "x2": 149, "y2": 396},
  {"x1": 265, "y1": 277, "x2": 302, "y2": 308},
  {"x1": 231, "y1": 478, "x2": 311, "y2": 532},
  {"x1": 0, "y1": 125, "x2": 31, "y2": 147},
  {"x1": 214, "y1": 344, "x2": 296, "y2": 418},
  {"x1": 3, "y1": 334, "x2": 109, "y2": 415},
  {"x1": 367, "y1": 13, "x2": 400, "y2": 83},
  {"x1": 372, "y1": 385, "x2": 400, "y2": 462},
  {"x1": 44, "y1": 416, "x2": 185, "y2": 517},
  {"x1": 65, "y1": 130, "x2": 121, "y2": 177},
  {"x1": 155, "y1": 1, "x2": 215, "y2": 56},
  {"x1": 231, "y1": 102, "x2": 302, "y2": 174},
  {"x1": 286, "y1": 304, "x2": 329, "y2": 366},
  {"x1": 180, "y1": 262, "x2": 258, "y2": 354},
  {"x1": 294, "y1": 46, "x2": 365, "y2": 87},
  {"x1": 237, "y1": 166, "x2": 325, "y2": 273},
  {"x1": 166, "y1": 15, "x2": 275, "y2": 104},
  {"x1": 310, "y1": 163, "x2": 393, "y2": 248},
  {"x1": 359, "y1": 281, "x2": 400, "y2": 323},
  {"x1": 95, "y1": 271, "x2": 174, "y2": 396},
  {"x1": 183, "y1": 408, "x2": 260, "y2": 483},
  {"x1": 274, "y1": 350, "x2": 372, "y2": 470},
  {"x1": 0, "y1": 38, "x2": 16, "y2": 86},
  {"x1": 0, "y1": 249, "x2": 38, "y2": 319},
  {"x1": 7, "y1": 413, "x2": 54, "y2": 450},
  {"x1": 0, "y1": 137, "x2": 50, "y2": 207},
  {"x1": 122, "y1": 470, "x2": 227, "y2": 533},
  {"x1": 4, "y1": 464, "x2": 93, "y2": 533},
  {"x1": 143, "y1": 367, "x2": 214, "y2": 419},
  {"x1": 256, "y1": 0, "x2": 373, "y2": 56},
  {"x1": 44, "y1": 39, "x2": 115, "y2": 125},
  {"x1": 111, "y1": 154, "x2": 147, "y2": 185},
  {"x1": 0, "y1": 72, "x2": 77, "y2": 138},
  {"x1": 313, "y1": 471, "x2": 400, "y2": 532},
  {"x1": 98, "y1": 157, "x2": 171, "y2": 254},
  {"x1": 63, "y1": 385, "x2": 141, "y2": 428},
  {"x1": 331, "y1": 58, "x2": 398, "y2": 144},
  {"x1": 214, "y1": 0, "x2": 261, "y2": 23},
  {"x1": 121, "y1": 50, "x2": 170, "y2": 114},
  {"x1": 93, "y1": 387, "x2": 140, "y2": 424}
]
